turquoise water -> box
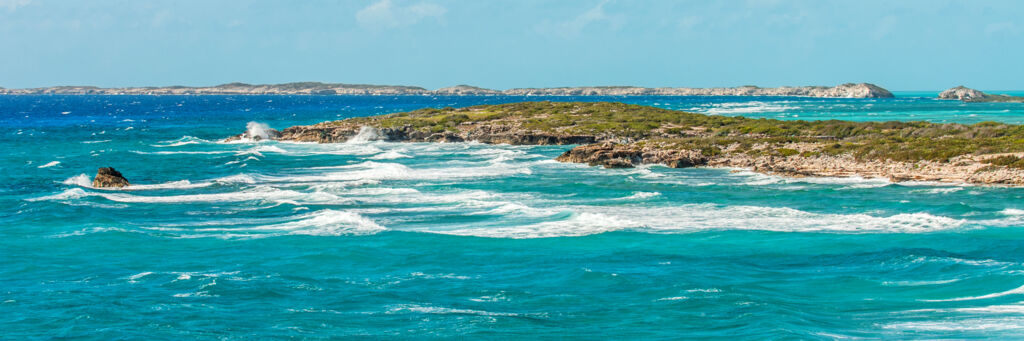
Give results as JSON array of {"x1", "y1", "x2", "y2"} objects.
[{"x1": 4, "y1": 94, "x2": 1024, "y2": 339}]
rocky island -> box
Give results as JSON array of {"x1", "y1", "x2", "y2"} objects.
[
  {"x1": 233, "y1": 101, "x2": 1024, "y2": 185},
  {"x1": 939, "y1": 86, "x2": 1024, "y2": 103},
  {"x1": 0, "y1": 82, "x2": 894, "y2": 98}
]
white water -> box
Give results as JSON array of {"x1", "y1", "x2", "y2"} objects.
[
  {"x1": 347, "y1": 126, "x2": 385, "y2": 143},
  {"x1": 35, "y1": 141, "x2": 1019, "y2": 240},
  {"x1": 245, "y1": 122, "x2": 275, "y2": 140},
  {"x1": 38, "y1": 161, "x2": 61, "y2": 168}
]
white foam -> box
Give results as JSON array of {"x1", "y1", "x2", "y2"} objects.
[
  {"x1": 729, "y1": 169, "x2": 782, "y2": 186},
  {"x1": 701, "y1": 101, "x2": 799, "y2": 115},
  {"x1": 63, "y1": 174, "x2": 93, "y2": 187},
  {"x1": 127, "y1": 272, "x2": 153, "y2": 283},
  {"x1": 215, "y1": 174, "x2": 257, "y2": 184},
  {"x1": 153, "y1": 210, "x2": 384, "y2": 238},
  {"x1": 30, "y1": 186, "x2": 346, "y2": 205},
  {"x1": 795, "y1": 175, "x2": 891, "y2": 189},
  {"x1": 470, "y1": 202, "x2": 562, "y2": 217},
  {"x1": 255, "y1": 145, "x2": 286, "y2": 153},
  {"x1": 730, "y1": 170, "x2": 891, "y2": 189},
  {"x1": 884, "y1": 318, "x2": 1024, "y2": 332},
  {"x1": 230, "y1": 145, "x2": 286, "y2": 157},
  {"x1": 155, "y1": 136, "x2": 213, "y2": 146},
  {"x1": 655, "y1": 296, "x2": 688, "y2": 301},
  {"x1": 123, "y1": 180, "x2": 212, "y2": 191},
  {"x1": 617, "y1": 191, "x2": 661, "y2": 200},
  {"x1": 904, "y1": 255, "x2": 1014, "y2": 268},
  {"x1": 385, "y1": 304, "x2": 522, "y2": 317},
  {"x1": 442, "y1": 212, "x2": 636, "y2": 238},
  {"x1": 944, "y1": 304, "x2": 1024, "y2": 314},
  {"x1": 31, "y1": 188, "x2": 91, "y2": 201},
  {"x1": 50, "y1": 226, "x2": 132, "y2": 238},
  {"x1": 911, "y1": 187, "x2": 964, "y2": 194},
  {"x1": 172, "y1": 292, "x2": 215, "y2": 298},
  {"x1": 370, "y1": 150, "x2": 411, "y2": 160},
  {"x1": 922, "y1": 284, "x2": 1024, "y2": 302},
  {"x1": 686, "y1": 288, "x2": 722, "y2": 293},
  {"x1": 132, "y1": 150, "x2": 233, "y2": 155},
  {"x1": 638, "y1": 205, "x2": 963, "y2": 233},
  {"x1": 882, "y1": 278, "x2": 962, "y2": 286},
  {"x1": 264, "y1": 161, "x2": 530, "y2": 183},
  {"x1": 38, "y1": 161, "x2": 60, "y2": 168},
  {"x1": 155, "y1": 140, "x2": 199, "y2": 147},
  {"x1": 62, "y1": 173, "x2": 256, "y2": 191},
  {"x1": 1002, "y1": 209, "x2": 1024, "y2": 216},
  {"x1": 438, "y1": 204, "x2": 965, "y2": 238},
  {"x1": 273, "y1": 210, "x2": 384, "y2": 236}
]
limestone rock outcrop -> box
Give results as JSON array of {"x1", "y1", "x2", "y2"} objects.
[
  {"x1": 555, "y1": 143, "x2": 710, "y2": 169},
  {"x1": 939, "y1": 86, "x2": 988, "y2": 101},
  {"x1": 939, "y1": 86, "x2": 1024, "y2": 103}
]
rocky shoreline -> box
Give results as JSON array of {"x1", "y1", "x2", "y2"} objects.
[
  {"x1": 229, "y1": 101, "x2": 1024, "y2": 186},
  {"x1": 1, "y1": 82, "x2": 894, "y2": 98},
  {"x1": 939, "y1": 86, "x2": 1024, "y2": 103},
  {"x1": 554, "y1": 143, "x2": 1024, "y2": 184}
]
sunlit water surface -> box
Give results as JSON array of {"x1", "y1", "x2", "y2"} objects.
[{"x1": 3, "y1": 94, "x2": 1024, "y2": 338}]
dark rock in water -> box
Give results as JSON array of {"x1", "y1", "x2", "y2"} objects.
[{"x1": 93, "y1": 167, "x2": 130, "y2": 188}]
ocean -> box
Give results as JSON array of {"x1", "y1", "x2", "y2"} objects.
[{"x1": 3, "y1": 93, "x2": 1024, "y2": 339}]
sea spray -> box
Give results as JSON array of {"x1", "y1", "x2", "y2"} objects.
[
  {"x1": 62, "y1": 174, "x2": 93, "y2": 187},
  {"x1": 347, "y1": 126, "x2": 385, "y2": 143},
  {"x1": 245, "y1": 122, "x2": 277, "y2": 141}
]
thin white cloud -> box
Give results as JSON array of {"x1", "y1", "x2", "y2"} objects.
[
  {"x1": 535, "y1": 0, "x2": 624, "y2": 38},
  {"x1": 356, "y1": 0, "x2": 446, "y2": 30},
  {"x1": 985, "y1": 22, "x2": 1020, "y2": 36},
  {"x1": 872, "y1": 15, "x2": 897, "y2": 40},
  {"x1": 0, "y1": 0, "x2": 31, "y2": 12}
]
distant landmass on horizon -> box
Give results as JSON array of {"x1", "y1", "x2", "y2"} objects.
[{"x1": 0, "y1": 82, "x2": 895, "y2": 98}]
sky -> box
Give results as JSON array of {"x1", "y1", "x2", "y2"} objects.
[{"x1": 0, "y1": 0, "x2": 1021, "y2": 90}]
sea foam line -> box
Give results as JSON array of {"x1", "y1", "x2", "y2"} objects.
[{"x1": 435, "y1": 204, "x2": 967, "y2": 238}]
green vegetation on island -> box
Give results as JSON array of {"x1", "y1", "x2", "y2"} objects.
[{"x1": 337, "y1": 101, "x2": 1024, "y2": 165}]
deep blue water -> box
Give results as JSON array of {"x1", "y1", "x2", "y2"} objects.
[{"x1": 4, "y1": 94, "x2": 1024, "y2": 339}]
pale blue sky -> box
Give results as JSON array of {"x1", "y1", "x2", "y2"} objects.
[{"x1": 1, "y1": 0, "x2": 1021, "y2": 90}]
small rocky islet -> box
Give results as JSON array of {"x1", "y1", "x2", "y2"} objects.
[
  {"x1": 92, "y1": 167, "x2": 130, "y2": 188},
  {"x1": 233, "y1": 101, "x2": 1024, "y2": 185},
  {"x1": 939, "y1": 86, "x2": 1024, "y2": 103}
]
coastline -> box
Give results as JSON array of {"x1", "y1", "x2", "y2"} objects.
[
  {"x1": 0, "y1": 82, "x2": 894, "y2": 98},
  {"x1": 231, "y1": 101, "x2": 1024, "y2": 186}
]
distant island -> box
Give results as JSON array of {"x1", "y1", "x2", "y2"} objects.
[
  {"x1": 939, "y1": 86, "x2": 1024, "y2": 103},
  {"x1": 230, "y1": 101, "x2": 1024, "y2": 185},
  {"x1": 0, "y1": 82, "x2": 894, "y2": 98}
]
